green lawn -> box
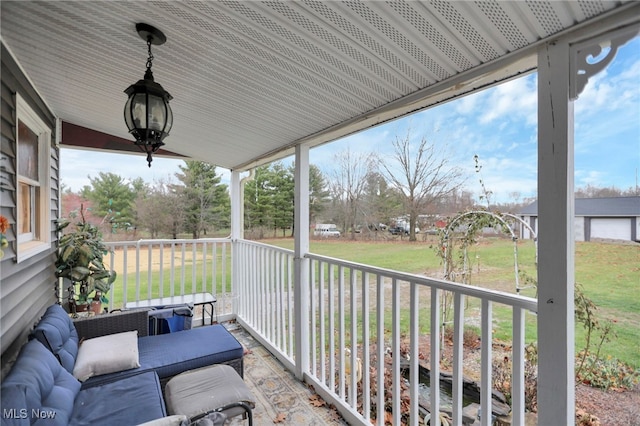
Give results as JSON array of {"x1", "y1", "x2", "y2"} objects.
[{"x1": 265, "y1": 236, "x2": 640, "y2": 368}]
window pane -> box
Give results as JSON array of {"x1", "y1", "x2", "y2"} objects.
[
  {"x1": 34, "y1": 186, "x2": 41, "y2": 239},
  {"x1": 18, "y1": 119, "x2": 39, "y2": 181},
  {"x1": 19, "y1": 182, "x2": 32, "y2": 235}
]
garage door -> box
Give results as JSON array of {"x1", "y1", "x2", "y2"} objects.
[{"x1": 590, "y1": 218, "x2": 631, "y2": 241}]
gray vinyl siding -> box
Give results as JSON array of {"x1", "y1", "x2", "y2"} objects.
[{"x1": 1, "y1": 43, "x2": 59, "y2": 379}]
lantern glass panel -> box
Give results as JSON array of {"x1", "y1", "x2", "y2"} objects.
[
  {"x1": 148, "y1": 96, "x2": 166, "y2": 131},
  {"x1": 124, "y1": 96, "x2": 135, "y2": 130},
  {"x1": 132, "y1": 94, "x2": 147, "y2": 129},
  {"x1": 166, "y1": 103, "x2": 173, "y2": 131}
]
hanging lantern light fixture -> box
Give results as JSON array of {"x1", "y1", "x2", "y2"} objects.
[{"x1": 124, "y1": 23, "x2": 173, "y2": 167}]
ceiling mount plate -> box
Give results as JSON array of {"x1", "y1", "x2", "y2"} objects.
[{"x1": 136, "y1": 23, "x2": 166, "y2": 45}]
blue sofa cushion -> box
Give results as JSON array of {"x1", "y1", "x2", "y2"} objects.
[
  {"x1": 1, "y1": 339, "x2": 80, "y2": 426},
  {"x1": 31, "y1": 304, "x2": 79, "y2": 373},
  {"x1": 82, "y1": 324, "x2": 243, "y2": 386},
  {"x1": 138, "y1": 325, "x2": 243, "y2": 379},
  {"x1": 0, "y1": 383, "x2": 29, "y2": 426},
  {"x1": 70, "y1": 371, "x2": 166, "y2": 425}
]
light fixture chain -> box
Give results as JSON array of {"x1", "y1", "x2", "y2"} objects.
[{"x1": 146, "y1": 38, "x2": 154, "y2": 71}]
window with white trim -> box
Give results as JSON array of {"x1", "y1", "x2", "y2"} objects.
[{"x1": 16, "y1": 94, "x2": 51, "y2": 261}]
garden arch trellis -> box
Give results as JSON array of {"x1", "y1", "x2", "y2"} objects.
[
  {"x1": 441, "y1": 210, "x2": 538, "y2": 294},
  {"x1": 436, "y1": 210, "x2": 539, "y2": 351}
]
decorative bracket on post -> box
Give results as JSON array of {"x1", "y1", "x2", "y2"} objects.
[{"x1": 570, "y1": 26, "x2": 639, "y2": 100}]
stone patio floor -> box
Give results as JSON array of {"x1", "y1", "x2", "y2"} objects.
[{"x1": 224, "y1": 322, "x2": 348, "y2": 426}]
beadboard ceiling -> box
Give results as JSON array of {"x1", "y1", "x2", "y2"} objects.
[{"x1": 0, "y1": 1, "x2": 635, "y2": 170}]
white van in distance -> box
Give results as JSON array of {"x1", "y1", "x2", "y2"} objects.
[{"x1": 314, "y1": 224, "x2": 340, "y2": 237}]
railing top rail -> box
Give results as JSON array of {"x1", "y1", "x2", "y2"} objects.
[
  {"x1": 104, "y1": 238, "x2": 232, "y2": 247},
  {"x1": 236, "y1": 239, "x2": 295, "y2": 255},
  {"x1": 306, "y1": 252, "x2": 537, "y2": 312}
]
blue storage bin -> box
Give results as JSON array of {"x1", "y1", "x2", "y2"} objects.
[{"x1": 148, "y1": 306, "x2": 193, "y2": 335}]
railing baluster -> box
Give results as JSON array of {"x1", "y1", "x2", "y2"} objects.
[
  {"x1": 361, "y1": 271, "x2": 370, "y2": 421},
  {"x1": 180, "y1": 243, "x2": 186, "y2": 295},
  {"x1": 513, "y1": 307, "x2": 525, "y2": 425},
  {"x1": 328, "y1": 263, "x2": 336, "y2": 392},
  {"x1": 201, "y1": 242, "x2": 207, "y2": 294},
  {"x1": 191, "y1": 241, "x2": 197, "y2": 294},
  {"x1": 147, "y1": 243, "x2": 153, "y2": 299},
  {"x1": 268, "y1": 248, "x2": 274, "y2": 341},
  {"x1": 392, "y1": 278, "x2": 400, "y2": 426},
  {"x1": 135, "y1": 242, "x2": 141, "y2": 302},
  {"x1": 255, "y1": 246, "x2": 261, "y2": 331},
  {"x1": 260, "y1": 247, "x2": 266, "y2": 333},
  {"x1": 170, "y1": 242, "x2": 175, "y2": 296},
  {"x1": 376, "y1": 274, "x2": 385, "y2": 426},
  {"x1": 122, "y1": 244, "x2": 129, "y2": 306},
  {"x1": 159, "y1": 243, "x2": 164, "y2": 298},
  {"x1": 338, "y1": 265, "x2": 346, "y2": 400},
  {"x1": 288, "y1": 254, "x2": 294, "y2": 358},
  {"x1": 452, "y1": 292, "x2": 465, "y2": 425},
  {"x1": 279, "y1": 251, "x2": 284, "y2": 352},
  {"x1": 248, "y1": 245, "x2": 254, "y2": 325},
  {"x1": 319, "y1": 261, "x2": 326, "y2": 385},
  {"x1": 481, "y1": 299, "x2": 493, "y2": 426},
  {"x1": 107, "y1": 249, "x2": 115, "y2": 311},
  {"x1": 349, "y1": 267, "x2": 357, "y2": 407},
  {"x1": 253, "y1": 244, "x2": 259, "y2": 327},
  {"x1": 410, "y1": 282, "x2": 419, "y2": 426},
  {"x1": 275, "y1": 251, "x2": 281, "y2": 350},
  {"x1": 431, "y1": 287, "x2": 441, "y2": 426},
  {"x1": 212, "y1": 242, "x2": 217, "y2": 296},
  {"x1": 311, "y1": 260, "x2": 317, "y2": 377}
]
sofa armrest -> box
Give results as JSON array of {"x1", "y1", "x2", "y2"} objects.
[{"x1": 74, "y1": 309, "x2": 150, "y2": 340}]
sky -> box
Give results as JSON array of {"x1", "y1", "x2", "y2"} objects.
[{"x1": 61, "y1": 37, "x2": 640, "y2": 205}]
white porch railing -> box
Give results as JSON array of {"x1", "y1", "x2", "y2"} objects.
[
  {"x1": 104, "y1": 238, "x2": 537, "y2": 426},
  {"x1": 233, "y1": 240, "x2": 538, "y2": 426},
  {"x1": 233, "y1": 240, "x2": 297, "y2": 371},
  {"x1": 104, "y1": 239, "x2": 234, "y2": 323}
]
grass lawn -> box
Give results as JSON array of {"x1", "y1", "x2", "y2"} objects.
[{"x1": 264, "y1": 236, "x2": 640, "y2": 368}]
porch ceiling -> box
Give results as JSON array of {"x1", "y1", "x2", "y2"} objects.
[{"x1": 0, "y1": 1, "x2": 633, "y2": 171}]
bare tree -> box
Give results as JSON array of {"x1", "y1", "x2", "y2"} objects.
[
  {"x1": 575, "y1": 184, "x2": 625, "y2": 198},
  {"x1": 381, "y1": 130, "x2": 464, "y2": 241},
  {"x1": 328, "y1": 148, "x2": 378, "y2": 240},
  {"x1": 136, "y1": 177, "x2": 184, "y2": 238}
]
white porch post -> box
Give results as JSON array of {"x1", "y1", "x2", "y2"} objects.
[
  {"x1": 537, "y1": 40, "x2": 575, "y2": 425},
  {"x1": 294, "y1": 144, "x2": 310, "y2": 380},
  {"x1": 230, "y1": 170, "x2": 242, "y2": 240},
  {"x1": 230, "y1": 170, "x2": 242, "y2": 317}
]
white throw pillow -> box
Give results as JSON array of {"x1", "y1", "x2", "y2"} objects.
[{"x1": 73, "y1": 330, "x2": 140, "y2": 382}]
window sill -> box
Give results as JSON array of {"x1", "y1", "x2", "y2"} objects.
[{"x1": 18, "y1": 240, "x2": 50, "y2": 262}]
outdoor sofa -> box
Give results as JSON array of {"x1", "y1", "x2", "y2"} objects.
[{"x1": 0, "y1": 304, "x2": 245, "y2": 425}]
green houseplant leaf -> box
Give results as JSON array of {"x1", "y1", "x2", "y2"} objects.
[{"x1": 55, "y1": 205, "x2": 117, "y2": 314}]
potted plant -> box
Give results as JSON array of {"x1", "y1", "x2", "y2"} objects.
[{"x1": 55, "y1": 205, "x2": 117, "y2": 315}]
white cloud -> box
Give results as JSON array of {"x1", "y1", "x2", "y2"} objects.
[
  {"x1": 455, "y1": 92, "x2": 481, "y2": 114},
  {"x1": 478, "y1": 76, "x2": 537, "y2": 126},
  {"x1": 575, "y1": 169, "x2": 606, "y2": 187}
]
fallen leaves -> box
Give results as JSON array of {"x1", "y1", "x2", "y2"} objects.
[
  {"x1": 309, "y1": 393, "x2": 326, "y2": 407},
  {"x1": 273, "y1": 412, "x2": 287, "y2": 423}
]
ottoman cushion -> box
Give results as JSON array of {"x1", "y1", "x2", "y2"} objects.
[{"x1": 165, "y1": 365, "x2": 255, "y2": 421}]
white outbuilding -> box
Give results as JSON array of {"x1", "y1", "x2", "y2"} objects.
[{"x1": 519, "y1": 196, "x2": 640, "y2": 242}]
